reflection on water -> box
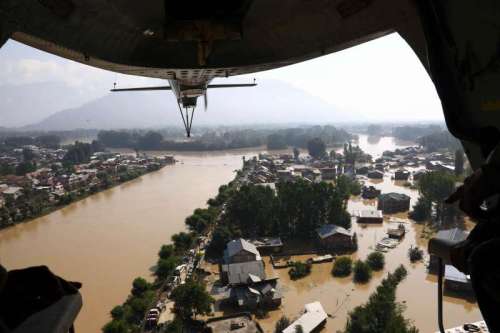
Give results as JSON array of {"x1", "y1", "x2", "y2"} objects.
[{"x1": 0, "y1": 150, "x2": 257, "y2": 333}]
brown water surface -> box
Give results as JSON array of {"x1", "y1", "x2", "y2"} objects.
[{"x1": 0, "y1": 150, "x2": 255, "y2": 332}]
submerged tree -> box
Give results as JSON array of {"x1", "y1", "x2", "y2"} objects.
[
  {"x1": 353, "y1": 260, "x2": 372, "y2": 284},
  {"x1": 367, "y1": 252, "x2": 385, "y2": 271},
  {"x1": 332, "y1": 256, "x2": 353, "y2": 277},
  {"x1": 344, "y1": 265, "x2": 418, "y2": 333}
]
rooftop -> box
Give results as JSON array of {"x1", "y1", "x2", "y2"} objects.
[
  {"x1": 283, "y1": 302, "x2": 328, "y2": 333},
  {"x1": 316, "y1": 224, "x2": 352, "y2": 239},
  {"x1": 226, "y1": 239, "x2": 260, "y2": 258},
  {"x1": 379, "y1": 192, "x2": 411, "y2": 201},
  {"x1": 436, "y1": 228, "x2": 468, "y2": 242},
  {"x1": 359, "y1": 210, "x2": 383, "y2": 219}
]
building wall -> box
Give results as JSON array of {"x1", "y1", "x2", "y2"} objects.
[
  {"x1": 320, "y1": 234, "x2": 352, "y2": 249},
  {"x1": 358, "y1": 217, "x2": 383, "y2": 224},
  {"x1": 377, "y1": 198, "x2": 410, "y2": 213}
]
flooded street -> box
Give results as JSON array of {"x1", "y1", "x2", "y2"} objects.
[
  {"x1": 0, "y1": 137, "x2": 482, "y2": 333},
  {"x1": 257, "y1": 135, "x2": 482, "y2": 333},
  {"x1": 0, "y1": 150, "x2": 256, "y2": 333}
]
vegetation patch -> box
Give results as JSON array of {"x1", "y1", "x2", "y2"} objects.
[
  {"x1": 366, "y1": 252, "x2": 385, "y2": 271},
  {"x1": 288, "y1": 261, "x2": 312, "y2": 280},
  {"x1": 353, "y1": 260, "x2": 372, "y2": 284},
  {"x1": 332, "y1": 256, "x2": 353, "y2": 277},
  {"x1": 344, "y1": 265, "x2": 418, "y2": 333},
  {"x1": 408, "y1": 246, "x2": 424, "y2": 263}
]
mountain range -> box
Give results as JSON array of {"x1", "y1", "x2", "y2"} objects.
[{"x1": 1, "y1": 80, "x2": 357, "y2": 130}]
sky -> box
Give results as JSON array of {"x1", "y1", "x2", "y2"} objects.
[{"x1": 0, "y1": 33, "x2": 445, "y2": 124}]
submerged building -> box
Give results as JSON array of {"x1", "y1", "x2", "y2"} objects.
[{"x1": 377, "y1": 192, "x2": 411, "y2": 213}]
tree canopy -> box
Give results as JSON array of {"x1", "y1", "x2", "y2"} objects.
[
  {"x1": 170, "y1": 281, "x2": 214, "y2": 320},
  {"x1": 307, "y1": 137, "x2": 327, "y2": 159},
  {"x1": 344, "y1": 265, "x2": 418, "y2": 333}
]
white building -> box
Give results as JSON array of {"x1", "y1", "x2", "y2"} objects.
[{"x1": 283, "y1": 302, "x2": 328, "y2": 333}]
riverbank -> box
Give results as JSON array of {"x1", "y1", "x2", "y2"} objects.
[
  {"x1": 0, "y1": 154, "x2": 173, "y2": 230},
  {"x1": 0, "y1": 151, "x2": 252, "y2": 333}
]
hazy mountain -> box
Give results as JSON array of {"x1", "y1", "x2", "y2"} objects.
[
  {"x1": 0, "y1": 81, "x2": 98, "y2": 127},
  {"x1": 20, "y1": 80, "x2": 358, "y2": 130}
]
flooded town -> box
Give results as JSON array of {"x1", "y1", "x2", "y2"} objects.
[{"x1": 0, "y1": 132, "x2": 484, "y2": 333}]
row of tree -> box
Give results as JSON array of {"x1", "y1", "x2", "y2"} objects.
[{"x1": 206, "y1": 177, "x2": 357, "y2": 258}]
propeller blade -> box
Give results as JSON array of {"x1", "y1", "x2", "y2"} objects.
[
  {"x1": 110, "y1": 86, "x2": 172, "y2": 92},
  {"x1": 204, "y1": 92, "x2": 208, "y2": 111},
  {"x1": 207, "y1": 83, "x2": 257, "y2": 88}
]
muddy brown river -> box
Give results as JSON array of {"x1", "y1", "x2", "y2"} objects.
[
  {"x1": 0, "y1": 150, "x2": 255, "y2": 332},
  {"x1": 0, "y1": 137, "x2": 482, "y2": 332}
]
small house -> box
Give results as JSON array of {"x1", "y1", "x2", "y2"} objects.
[
  {"x1": 249, "y1": 238, "x2": 283, "y2": 254},
  {"x1": 283, "y1": 302, "x2": 328, "y2": 333},
  {"x1": 319, "y1": 167, "x2": 336, "y2": 180},
  {"x1": 221, "y1": 239, "x2": 266, "y2": 286},
  {"x1": 367, "y1": 170, "x2": 384, "y2": 179},
  {"x1": 230, "y1": 278, "x2": 282, "y2": 309},
  {"x1": 394, "y1": 169, "x2": 410, "y2": 181},
  {"x1": 2, "y1": 186, "x2": 23, "y2": 200},
  {"x1": 361, "y1": 186, "x2": 381, "y2": 199},
  {"x1": 357, "y1": 210, "x2": 383, "y2": 223},
  {"x1": 316, "y1": 224, "x2": 354, "y2": 250},
  {"x1": 277, "y1": 169, "x2": 293, "y2": 182},
  {"x1": 377, "y1": 193, "x2": 411, "y2": 213},
  {"x1": 444, "y1": 265, "x2": 473, "y2": 293},
  {"x1": 205, "y1": 314, "x2": 263, "y2": 333},
  {"x1": 224, "y1": 239, "x2": 261, "y2": 264}
]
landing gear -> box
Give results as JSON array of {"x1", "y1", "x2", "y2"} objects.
[{"x1": 176, "y1": 102, "x2": 196, "y2": 138}]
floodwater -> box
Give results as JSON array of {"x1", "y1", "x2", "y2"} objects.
[
  {"x1": 0, "y1": 137, "x2": 482, "y2": 333},
  {"x1": 0, "y1": 150, "x2": 258, "y2": 333},
  {"x1": 257, "y1": 135, "x2": 482, "y2": 333}
]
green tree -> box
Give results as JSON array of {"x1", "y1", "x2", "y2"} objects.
[
  {"x1": 418, "y1": 172, "x2": 456, "y2": 223},
  {"x1": 275, "y1": 316, "x2": 291, "y2": 333},
  {"x1": 171, "y1": 232, "x2": 196, "y2": 254},
  {"x1": 288, "y1": 261, "x2": 312, "y2": 280},
  {"x1": 15, "y1": 161, "x2": 36, "y2": 175},
  {"x1": 110, "y1": 306, "x2": 125, "y2": 320},
  {"x1": 353, "y1": 260, "x2": 372, "y2": 283},
  {"x1": 136, "y1": 131, "x2": 164, "y2": 150},
  {"x1": 332, "y1": 256, "x2": 353, "y2": 277},
  {"x1": 367, "y1": 252, "x2": 385, "y2": 271},
  {"x1": 158, "y1": 244, "x2": 175, "y2": 260},
  {"x1": 170, "y1": 281, "x2": 214, "y2": 320},
  {"x1": 408, "y1": 247, "x2": 424, "y2": 263},
  {"x1": 102, "y1": 320, "x2": 128, "y2": 333},
  {"x1": 344, "y1": 265, "x2": 417, "y2": 333},
  {"x1": 156, "y1": 257, "x2": 180, "y2": 280},
  {"x1": 267, "y1": 134, "x2": 288, "y2": 150},
  {"x1": 131, "y1": 277, "x2": 151, "y2": 297},
  {"x1": 307, "y1": 137, "x2": 326, "y2": 159},
  {"x1": 409, "y1": 197, "x2": 432, "y2": 222}
]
